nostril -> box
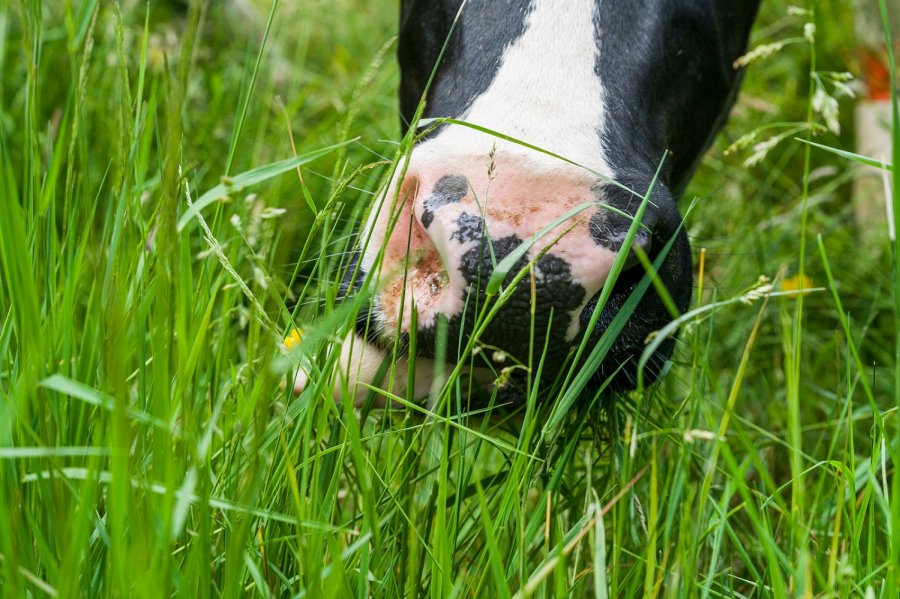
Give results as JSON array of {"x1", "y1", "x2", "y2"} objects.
[
  {"x1": 620, "y1": 227, "x2": 653, "y2": 271},
  {"x1": 633, "y1": 226, "x2": 653, "y2": 253}
]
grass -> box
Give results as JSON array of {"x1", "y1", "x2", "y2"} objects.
[{"x1": 1, "y1": 0, "x2": 899, "y2": 596}]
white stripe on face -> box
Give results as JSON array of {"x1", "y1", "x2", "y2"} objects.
[{"x1": 429, "y1": 0, "x2": 612, "y2": 175}]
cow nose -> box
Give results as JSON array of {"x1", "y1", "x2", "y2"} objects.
[
  {"x1": 408, "y1": 171, "x2": 616, "y2": 299},
  {"x1": 397, "y1": 167, "x2": 651, "y2": 344}
]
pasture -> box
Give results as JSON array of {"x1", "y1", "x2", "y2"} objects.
[{"x1": 1, "y1": 0, "x2": 899, "y2": 596}]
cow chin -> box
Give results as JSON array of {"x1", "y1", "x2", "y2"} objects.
[{"x1": 292, "y1": 331, "x2": 499, "y2": 408}]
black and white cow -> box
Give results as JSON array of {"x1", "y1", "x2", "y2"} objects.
[{"x1": 296, "y1": 0, "x2": 761, "y2": 403}]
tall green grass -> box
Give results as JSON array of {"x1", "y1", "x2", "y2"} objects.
[{"x1": 1, "y1": 0, "x2": 898, "y2": 596}]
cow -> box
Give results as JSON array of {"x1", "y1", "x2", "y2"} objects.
[{"x1": 294, "y1": 0, "x2": 762, "y2": 405}]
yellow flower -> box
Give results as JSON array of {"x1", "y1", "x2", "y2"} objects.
[
  {"x1": 283, "y1": 327, "x2": 303, "y2": 351},
  {"x1": 781, "y1": 273, "x2": 813, "y2": 294}
]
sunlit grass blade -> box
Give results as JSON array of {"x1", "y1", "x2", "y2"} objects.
[{"x1": 796, "y1": 137, "x2": 893, "y2": 170}]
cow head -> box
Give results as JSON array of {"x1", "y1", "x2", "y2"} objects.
[{"x1": 297, "y1": 0, "x2": 760, "y2": 403}]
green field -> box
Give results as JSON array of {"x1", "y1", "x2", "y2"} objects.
[{"x1": 1, "y1": 1, "x2": 899, "y2": 596}]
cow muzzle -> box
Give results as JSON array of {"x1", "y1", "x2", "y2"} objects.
[{"x1": 357, "y1": 150, "x2": 680, "y2": 372}]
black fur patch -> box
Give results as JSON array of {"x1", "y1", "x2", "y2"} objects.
[
  {"x1": 594, "y1": 1, "x2": 761, "y2": 193},
  {"x1": 399, "y1": 0, "x2": 533, "y2": 131}
]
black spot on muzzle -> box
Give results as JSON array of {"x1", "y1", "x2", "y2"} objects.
[
  {"x1": 421, "y1": 175, "x2": 468, "y2": 229},
  {"x1": 450, "y1": 212, "x2": 484, "y2": 243}
]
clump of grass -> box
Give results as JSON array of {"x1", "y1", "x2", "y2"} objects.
[{"x1": 1, "y1": 0, "x2": 899, "y2": 596}]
